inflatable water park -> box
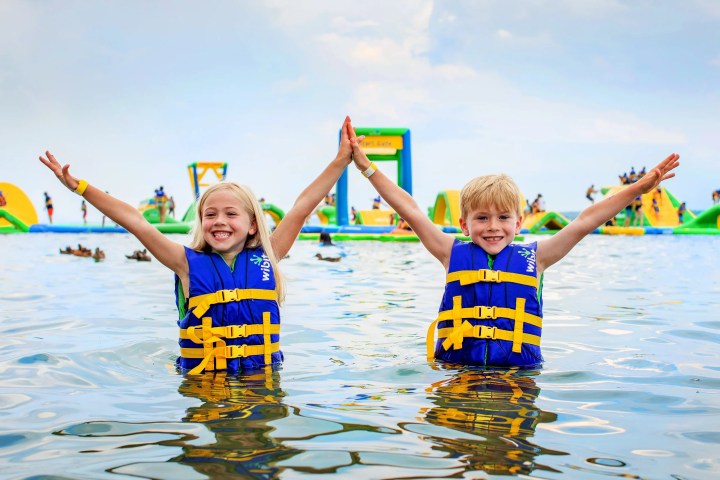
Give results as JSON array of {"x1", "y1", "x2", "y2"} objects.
[{"x1": 2, "y1": 128, "x2": 719, "y2": 237}]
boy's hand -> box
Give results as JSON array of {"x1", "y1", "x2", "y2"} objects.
[
  {"x1": 637, "y1": 153, "x2": 680, "y2": 194},
  {"x1": 39, "y1": 151, "x2": 81, "y2": 192}
]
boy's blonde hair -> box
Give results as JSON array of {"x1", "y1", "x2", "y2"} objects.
[
  {"x1": 189, "y1": 182, "x2": 285, "y2": 304},
  {"x1": 460, "y1": 174, "x2": 523, "y2": 219}
]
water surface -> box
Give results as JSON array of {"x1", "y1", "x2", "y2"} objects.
[{"x1": 1, "y1": 234, "x2": 718, "y2": 479}]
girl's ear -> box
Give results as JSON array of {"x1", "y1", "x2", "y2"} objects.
[{"x1": 249, "y1": 220, "x2": 258, "y2": 236}]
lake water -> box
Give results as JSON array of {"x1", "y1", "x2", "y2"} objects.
[{"x1": 1, "y1": 233, "x2": 719, "y2": 479}]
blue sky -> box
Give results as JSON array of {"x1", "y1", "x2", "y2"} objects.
[{"x1": 1, "y1": 0, "x2": 718, "y2": 224}]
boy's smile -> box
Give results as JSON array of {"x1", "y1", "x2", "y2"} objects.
[{"x1": 459, "y1": 206, "x2": 522, "y2": 255}]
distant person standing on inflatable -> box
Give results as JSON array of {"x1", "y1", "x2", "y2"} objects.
[
  {"x1": 585, "y1": 185, "x2": 598, "y2": 204},
  {"x1": 44, "y1": 191, "x2": 53, "y2": 224},
  {"x1": 81, "y1": 199, "x2": 88, "y2": 224},
  {"x1": 348, "y1": 116, "x2": 680, "y2": 368},
  {"x1": 0, "y1": 190, "x2": 6, "y2": 207},
  {"x1": 168, "y1": 196, "x2": 176, "y2": 218},
  {"x1": 712, "y1": 190, "x2": 720, "y2": 205},
  {"x1": 677, "y1": 202, "x2": 687, "y2": 224},
  {"x1": 154, "y1": 186, "x2": 168, "y2": 223},
  {"x1": 38, "y1": 116, "x2": 356, "y2": 375}
]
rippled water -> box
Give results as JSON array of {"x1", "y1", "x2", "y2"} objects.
[{"x1": 1, "y1": 233, "x2": 719, "y2": 479}]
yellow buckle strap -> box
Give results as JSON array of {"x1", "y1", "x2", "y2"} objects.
[
  {"x1": 441, "y1": 320, "x2": 474, "y2": 351},
  {"x1": 436, "y1": 305, "x2": 542, "y2": 328},
  {"x1": 446, "y1": 269, "x2": 538, "y2": 289},
  {"x1": 512, "y1": 298, "x2": 526, "y2": 354},
  {"x1": 188, "y1": 288, "x2": 278, "y2": 317},
  {"x1": 181, "y1": 342, "x2": 280, "y2": 375},
  {"x1": 437, "y1": 324, "x2": 540, "y2": 348},
  {"x1": 180, "y1": 321, "x2": 281, "y2": 343}
]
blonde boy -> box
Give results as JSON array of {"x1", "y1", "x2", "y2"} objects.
[{"x1": 348, "y1": 122, "x2": 679, "y2": 367}]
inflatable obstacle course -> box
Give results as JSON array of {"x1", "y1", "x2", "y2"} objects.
[
  {"x1": 262, "y1": 203, "x2": 285, "y2": 226},
  {"x1": 0, "y1": 182, "x2": 39, "y2": 233},
  {"x1": 600, "y1": 185, "x2": 693, "y2": 227},
  {"x1": 430, "y1": 190, "x2": 461, "y2": 227},
  {"x1": 354, "y1": 209, "x2": 395, "y2": 226},
  {"x1": 674, "y1": 204, "x2": 720, "y2": 235},
  {"x1": 521, "y1": 211, "x2": 570, "y2": 233}
]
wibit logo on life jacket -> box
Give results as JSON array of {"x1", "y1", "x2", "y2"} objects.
[
  {"x1": 251, "y1": 254, "x2": 272, "y2": 281},
  {"x1": 518, "y1": 247, "x2": 536, "y2": 273}
]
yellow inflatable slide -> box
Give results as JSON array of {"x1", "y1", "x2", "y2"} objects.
[{"x1": 0, "y1": 182, "x2": 39, "y2": 233}]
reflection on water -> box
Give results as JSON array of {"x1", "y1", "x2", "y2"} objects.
[
  {"x1": 173, "y1": 370, "x2": 291, "y2": 478},
  {"x1": 168, "y1": 368, "x2": 568, "y2": 479},
  {"x1": 420, "y1": 368, "x2": 566, "y2": 477},
  {"x1": 1, "y1": 234, "x2": 719, "y2": 478}
]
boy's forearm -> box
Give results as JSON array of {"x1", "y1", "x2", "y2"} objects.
[
  {"x1": 366, "y1": 168, "x2": 420, "y2": 217},
  {"x1": 580, "y1": 183, "x2": 642, "y2": 229}
]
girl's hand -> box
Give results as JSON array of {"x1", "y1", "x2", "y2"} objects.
[
  {"x1": 39, "y1": 151, "x2": 81, "y2": 192},
  {"x1": 637, "y1": 153, "x2": 680, "y2": 194},
  {"x1": 336, "y1": 116, "x2": 353, "y2": 165}
]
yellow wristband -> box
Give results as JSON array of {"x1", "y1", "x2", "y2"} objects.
[
  {"x1": 74, "y1": 179, "x2": 89, "y2": 196},
  {"x1": 361, "y1": 162, "x2": 377, "y2": 178}
]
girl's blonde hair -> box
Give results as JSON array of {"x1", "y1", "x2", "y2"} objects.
[
  {"x1": 188, "y1": 182, "x2": 285, "y2": 304},
  {"x1": 460, "y1": 174, "x2": 523, "y2": 219}
]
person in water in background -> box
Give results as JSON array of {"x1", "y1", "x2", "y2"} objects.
[
  {"x1": 38, "y1": 116, "x2": 356, "y2": 375},
  {"x1": 347, "y1": 117, "x2": 680, "y2": 368}
]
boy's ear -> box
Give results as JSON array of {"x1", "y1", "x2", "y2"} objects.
[
  {"x1": 459, "y1": 217, "x2": 470, "y2": 236},
  {"x1": 515, "y1": 215, "x2": 522, "y2": 235}
]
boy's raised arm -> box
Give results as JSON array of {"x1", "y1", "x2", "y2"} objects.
[
  {"x1": 537, "y1": 153, "x2": 680, "y2": 273},
  {"x1": 39, "y1": 151, "x2": 188, "y2": 277},
  {"x1": 348, "y1": 121, "x2": 454, "y2": 267},
  {"x1": 270, "y1": 116, "x2": 354, "y2": 259}
]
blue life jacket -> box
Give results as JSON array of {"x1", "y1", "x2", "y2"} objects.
[
  {"x1": 176, "y1": 246, "x2": 282, "y2": 374},
  {"x1": 427, "y1": 240, "x2": 543, "y2": 368}
]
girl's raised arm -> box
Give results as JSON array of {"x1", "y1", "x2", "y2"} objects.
[
  {"x1": 270, "y1": 117, "x2": 353, "y2": 259},
  {"x1": 39, "y1": 151, "x2": 188, "y2": 279}
]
